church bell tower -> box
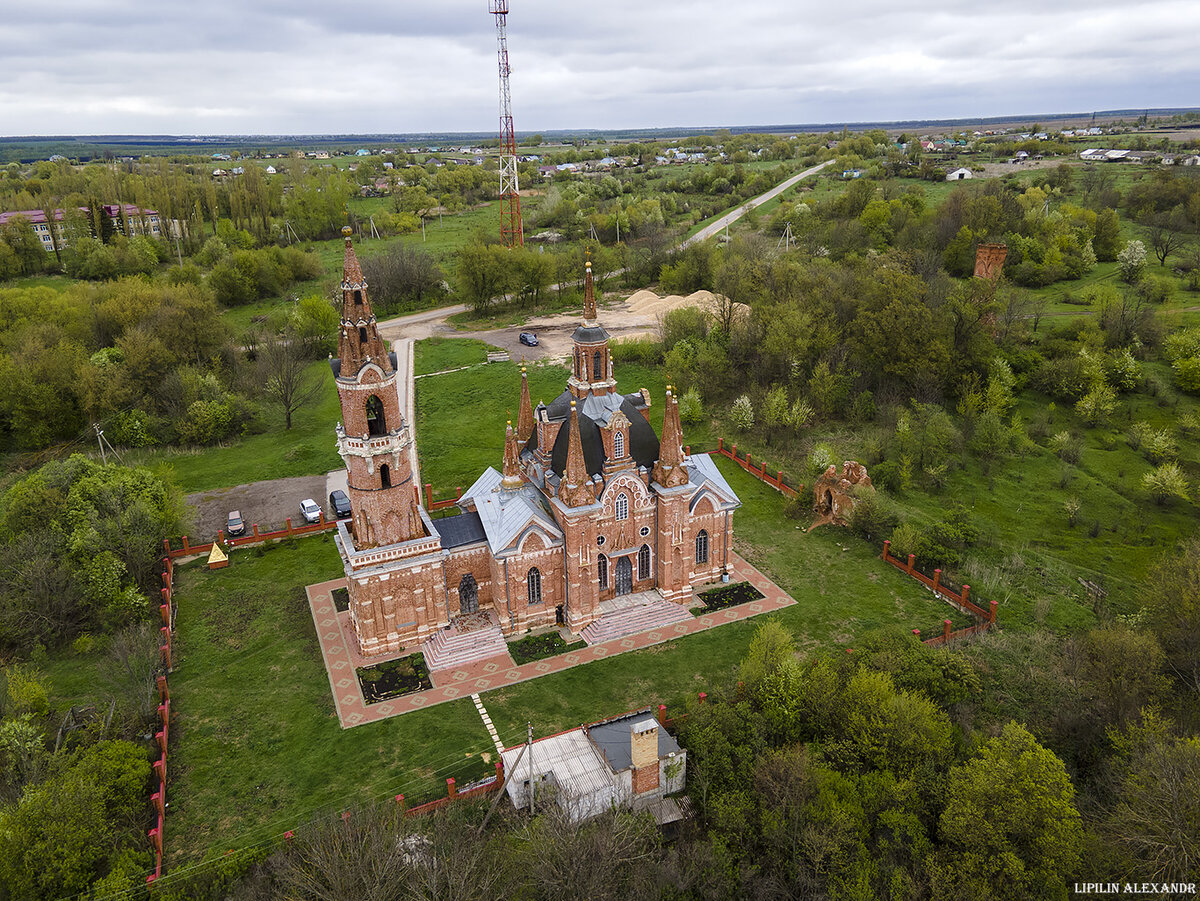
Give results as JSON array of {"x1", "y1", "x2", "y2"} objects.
[{"x1": 333, "y1": 228, "x2": 424, "y2": 548}]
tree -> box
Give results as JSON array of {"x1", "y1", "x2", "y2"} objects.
[
  {"x1": 258, "y1": 331, "x2": 327, "y2": 430},
  {"x1": 360, "y1": 244, "x2": 444, "y2": 314},
  {"x1": 1117, "y1": 240, "x2": 1147, "y2": 285},
  {"x1": 0, "y1": 217, "x2": 47, "y2": 276},
  {"x1": 932, "y1": 722, "x2": 1083, "y2": 900},
  {"x1": 1080, "y1": 624, "x2": 1168, "y2": 726},
  {"x1": 1142, "y1": 538, "x2": 1200, "y2": 696},
  {"x1": 454, "y1": 243, "x2": 511, "y2": 315},
  {"x1": 1092, "y1": 208, "x2": 1121, "y2": 261},
  {"x1": 1141, "y1": 462, "x2": 1189, "y2": 505}
]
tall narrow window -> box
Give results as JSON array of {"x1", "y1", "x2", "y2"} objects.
[
  {"x1": 527, "y1": 567, "x2": 542, "y2": 605},
  {"x1": 613, "y1": 430, "x2": 625, "y2": 459},
  {"x1": 593, "y1": 351, "x2": 602, "y2": 379},
  {"x1": 638, "y1": 544, "x2": 651, "y2": 580},
  {"x1": 696, "y1": 530, "x2": 709, "y2": 564},
  {"x1": 353, "y1": 289, "x2": 363, "y2": 305},
  {"x1": 380, "y1": 464, "x2": 391, "y2": 488},
  {"x1": 598, "y1": 554, "x2": 608, "y2": 589},
  {"x1": 359, "y1": 326, "x2": 368, "y2": 344},
  {"x1": 366, "y1": 395, "x2": 386, "y2": 436},
  {"x1": 615, "y1": 494, "x2": 629, "y2": 521}
]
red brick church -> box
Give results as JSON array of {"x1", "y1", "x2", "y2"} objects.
[{"x1": 332, "y1": 234, "x2": 740, "y2": 658}]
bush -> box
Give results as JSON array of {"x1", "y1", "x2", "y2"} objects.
[
  {"x1": 677, "y1": 387, "x2": 703, "y2": 424},
  {"x1": 610, "y1": 337, "x2": 662, "y2": 364},
  {"x1": 1172, "y1": 357, "x2": 1200, "y2": 394},
  {"x1": 889, "y1": 522, "x2": 921, "y2": 558},
  {"x1": 870, "y1": 460, "x2": 901, "y2": 492},
  {"x1": 847, "y1": 487, "x2": 898, "y2": 542},
  {"x1": 808, "y1": 441, "x2": 835, "y2": 476},
  {"x1": 729, "y1": 394, "x2": 754, "y2": 432},
  {"x1": 1143, "y1": 463, "x2": 1190, "y2": 504},
  {"x1": 1142, "y1": 429, "x2": 1178, "y2": 464},
  {"x1": 2, "y1": 665, "x2": 50, "y2": 717},
  {"x1": 1048, "y1": 430, "x2": 1082, "y2": 464},
  {"x1": 1075, "y1": 383, "x2": 1117, "y2": 426}
]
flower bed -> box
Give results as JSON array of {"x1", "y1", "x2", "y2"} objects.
[
  {"x1": 508, "y1": 632, "x2": 585, "y2": 665},
  {"x1": 356, "y1": 653, "x2": 432, "y2": 704},
  {"x1": 695, "y1": 580, "x2": 764, "y2": 614}
]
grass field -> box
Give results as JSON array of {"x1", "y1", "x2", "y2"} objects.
[
  {"x1": 413, "y1": 337, "x2": 498, "y2": 375},
  {"x1": 164, "y1": 538, "x2": 497, "y2": 864},
  {"x1": 122, "y1": 361, "x2": 342, "y2": 494}
]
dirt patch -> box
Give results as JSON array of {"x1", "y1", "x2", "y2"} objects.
[{"x1": 187, "y1": 474, "x2": 330, "y2": 541}]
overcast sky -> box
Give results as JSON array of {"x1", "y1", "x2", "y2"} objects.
[{"x1": 2, "y1": 0, "x2": 1198, "y2": 136}]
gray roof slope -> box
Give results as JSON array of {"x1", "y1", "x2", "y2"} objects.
[
  {"x1": 587, "y1": 711, "x2": 682, "y2": 771},
  {"x1": 458, "y1": 467, "x2": 563, "y2": 555},
  {"x1": 687, "y1": 453, "x2": 741, "y2": 507},
  {"x1": 431, "y1": 511, "x2": 487, "y2": 548}
]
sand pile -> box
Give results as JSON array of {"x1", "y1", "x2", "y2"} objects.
[{"x1": 623, "y1": 289, "x2": 748, "y2": 320}]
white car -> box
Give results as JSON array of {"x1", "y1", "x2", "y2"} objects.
[{"x1": 300, "y1": 498, "x2": 322, "y2": 524}]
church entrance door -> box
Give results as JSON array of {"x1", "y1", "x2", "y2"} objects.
[
  {"x1": 458, "y1": 574, "x2": 479, "y2": 614},
  {"x1": 615, "y1": 557, "x2": 633, "y2": 596}
]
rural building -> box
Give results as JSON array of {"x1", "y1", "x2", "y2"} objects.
[
  {"x1": 331, "y1": 236, "x2": 739, "y2": 658},
  {"x1": 0, "y1": 203, "x2": 166, "y2": 251},
  {"x1": 500, "y1": 708, "x2": 687, "y2": 823},
  {"x1": 946, "y1": 167, "x2": 973, "y2": 181}
]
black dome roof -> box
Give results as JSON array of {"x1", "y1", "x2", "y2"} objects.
[{"x1": 528, "y1": 397, "x2": 660, "y2": 477}]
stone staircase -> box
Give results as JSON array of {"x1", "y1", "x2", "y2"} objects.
[
  {"x1": 422, "y1": 614, "x2": 511, "y2": 672},
  {"x1": 581, "y1": 597, "x2": 694, "y2": 646}
]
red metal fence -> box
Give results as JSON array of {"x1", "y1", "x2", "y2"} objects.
[
  {"x1": 880, "y1": 540, "x2": 998, "y2": 645},
  {"x1": 714, "y1": 438, "x2": 802, "y2": 499}
]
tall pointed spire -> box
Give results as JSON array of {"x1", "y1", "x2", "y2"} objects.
[
  {"x1": 558, "y1": 400, "x2": 596, "y2": 507},
  {"x1": 501, "y1": 420, "x2": 523, "y2": 490},
  {"x1": 336, "y1": 227, "x2": 392, "y2": 377},
  {"x1": 517, "y1": 365, "x2": 535, "y2": 442},
  {"x1": 582, "y1": 254, "x2": 596, "y2": 323},
  {"x1": 652, "y1": 386, "x2": 689, "y2": 488}
]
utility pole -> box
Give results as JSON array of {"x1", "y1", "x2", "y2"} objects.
[
  {"x1": 527, "y1": 721, "x2": 535, "y2": 813},
  {"x1": 94, "y1": 424, "x2": 121, "y2": 464}
]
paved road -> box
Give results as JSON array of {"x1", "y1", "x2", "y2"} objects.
[{"x1": 683, "y1": 159, "x2": 834, "y2": 246}]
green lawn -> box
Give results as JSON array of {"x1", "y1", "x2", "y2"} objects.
[
  {"x1": 413, "y1": 336, "x2": 498, "y2": 376},
  {"x1": 122, "y1": 361, "x2": 342, "y2": 494},
  {"x1": 165, "y1": 537, "x2": 495, "y2": 863}
]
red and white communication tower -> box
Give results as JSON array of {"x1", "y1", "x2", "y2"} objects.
[{"x1": 489, "y1": 0, "x2": 523, "y2": 247}]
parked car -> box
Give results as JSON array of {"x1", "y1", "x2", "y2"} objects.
[
  {"x1": 329, "y1": 490, "x2": 352, "y2": 519},
  {"x1": 519, "y1": 331, "x2": 538, "y2": 347},
  {"x1": 300, "y1": 498, "x2": 322, "y2": 524},
  {"x1": 226, "y1": 511, "x2": 245, "y2": 537}
]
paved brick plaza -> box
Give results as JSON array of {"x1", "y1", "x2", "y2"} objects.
[{"x1": 308, "y1": 550, "x2": 796, "y2": 729}]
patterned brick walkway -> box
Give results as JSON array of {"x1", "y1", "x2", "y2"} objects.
[{"x1": 307, "y1": 550, "x2": 795, "y2": 728}]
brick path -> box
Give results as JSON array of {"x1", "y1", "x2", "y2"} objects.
[{"x1": 307, "y1": 550, "x2": 795, "y2": 729}]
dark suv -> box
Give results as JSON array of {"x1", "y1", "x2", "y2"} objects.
[
  {"x1": 329, "y1": 490, "x2": 352, "y2": 519},
  {"x1": 519, "y1": 331, "x2": 538, "y2": 347},
  {"x1": 226, "y1": 511, "x2": 246, "y2": 537}
]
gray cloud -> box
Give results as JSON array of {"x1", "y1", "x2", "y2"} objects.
[{"x1": 0, "y1": 0, "x2": 1197, "y2": 135}]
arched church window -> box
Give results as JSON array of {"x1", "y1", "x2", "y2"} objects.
[
  {"x1": 613, "y1": 430, "x2": 624, "y2": 459},
  {"x1": 366, "y1": 395, "x2": 386, "y2": 436},
  {"x1": 638, "y1": 544, "x2": 651, "y2": 580},
  {"x1": 527, "y1": 567, "x2": 542, "y2": 605},
  {"x1": 598, "y1": 554, "x2": 608, "y2": 589},
  {"x1": 593, "y1": 351, "x2": 602, "y2": 379},
  {"x1": 359, "y1": 326, "x2": 368, "y2": 344},
  {"x1": 354, "y1": 289, "x2": 363, "y2": 305},
  {"x1": 615, "y1": 493, "x2": 629, "y2": 521},
  {"x1": 380, "y1": 463, "x2": 391, "y2": 489},
  {"x1": 696, "y1": 530, "x2": 709, "y2": 564}
]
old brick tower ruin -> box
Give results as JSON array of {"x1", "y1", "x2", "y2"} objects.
[{"x1": 332, "y1": 245, "x2": 740, "y2": 657}]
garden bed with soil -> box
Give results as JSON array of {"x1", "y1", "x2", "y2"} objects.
[
  {"x1": 694, "y1": 581, "x2": 764, "y2": 614},
  {"x1": 332, "y1": 587, "x2": 349, "y2": 612},
  {"x1": 508, "y1": 632, "x2": 586, "y2": 665},
  {"x1": 356, "y1": 653, "x2": 432, "y2": 704}
]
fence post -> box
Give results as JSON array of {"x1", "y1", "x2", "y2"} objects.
[
  {"x1": 961, "y1": 585, "x2": 971, "y2": 607},
  {"x1": 425, "y1": 483, "x2": 433, "y2": 506},
  {"x1": 731, "y1": 444, "x2": 737, "y2": 459},
  {"x1": 686, "y1": 446, "x2": 691, "y2": 456},
  {"x1": 160, "y1": 601, "x2": 170, "y2": 626},
  {"x1": 698, "y1": 692, "x2": 707, "y2": 704},
  {"x1": 494, "y1": 760, "x2": 504, "y2": 784},
  {"x1": 989, "y1": 599, "x2": 997, "y2": 625},
  {"x1": 447, "y1": 777, "x2": 457, "y2": 797},
  {"x1": 943, "y1": 620, "x2": 952, "y2": 642},
  {"x1": 912, "y1": 628, "x2": 921, "y2": 638},
  {"x1": 181, "y1": 535, "x2": 190, "y2": 554},
  {"x1": 933, "y1": 569, "x2": 942, "y2": 594},
  {"x1": 906, "y1": 554, "x2": 916, "y2": 575},
  {"x1": 396, "y1": 794, "x2": 407, "y2": 810},
  {"x1": 163, "y1": 538, "x2": 171, "y2": 556},
  {"x1": 657, "y1": 704, "x2": 667, "y2": 725},
  {"x1": 882, "y1": 539, "x2": 891, "y2": 561},
  {"x1": 252, "y1": 523, "x2": 260, "y2": 538},
  {"x1": 745, "y1": 452, "x2": 752, "y2": 468}
]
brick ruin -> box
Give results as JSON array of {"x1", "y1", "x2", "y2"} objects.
[{"x1": 812, "y1": 461, "x2": 874, "y2": 527}]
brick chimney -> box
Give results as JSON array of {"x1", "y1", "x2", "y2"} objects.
[{"x1": 630, "y1": 717, "x2": 660, "y2": 795}]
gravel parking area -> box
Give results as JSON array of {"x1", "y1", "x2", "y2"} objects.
[{"x1": 187, "y1": 474, "x2": 331, "y2": 541}]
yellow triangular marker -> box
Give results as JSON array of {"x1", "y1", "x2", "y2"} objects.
[{"x1": 207, "y1": 543, "x2": 228, "y2": 565}]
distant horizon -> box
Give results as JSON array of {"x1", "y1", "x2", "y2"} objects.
[{"x1": 2, "y1": 106, "x2": 1197, "y2": 145}]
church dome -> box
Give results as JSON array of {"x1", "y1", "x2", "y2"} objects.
[{"x1": 533, "y1": 391, "x2": 660, "y2": 477}]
